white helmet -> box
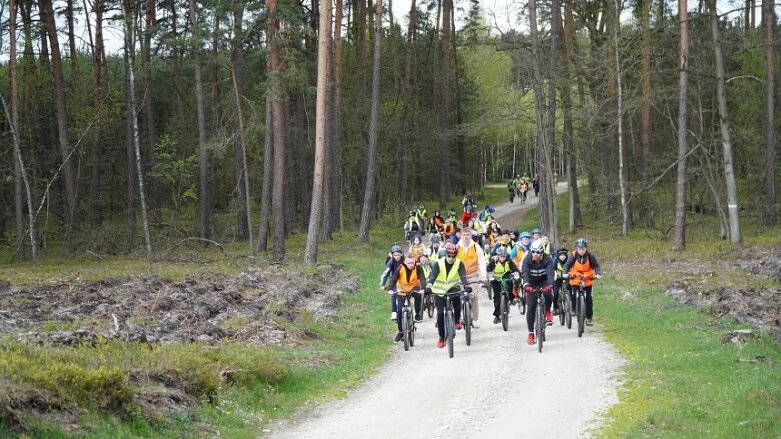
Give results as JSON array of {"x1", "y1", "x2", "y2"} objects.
[{"x1": 530, "y1": 240, "x2": 544, "y2": 254}]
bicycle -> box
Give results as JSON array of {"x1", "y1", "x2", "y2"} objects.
[
  {"x1": 442, "y1": 286, "x2": 470, "y2": 359},
  {"x1": 530, "y1": 286, "x2": 549, "y2": 353},
  {"x1": 396, "y1": 290, "x2": 418, "y2": 351},
  {"x1": 555, "y1": 277, "x2": 571, "y2": 328},
  {"x1": 422, "y1": 290, "x2": 434, "y2": 318},
  {"x1": 499, "y1": 273, "x2": 520, "y2": 332},
  {"x1": 569, "y1": 274, "x2": 594, "y2": 338},
  {"x1": 517, "y1": 289, "x2": 526, "y2": 316}
]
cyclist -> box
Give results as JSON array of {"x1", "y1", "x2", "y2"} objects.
[
  {"x1": 442, "y1": 219, "x2": 456, "y2": 241},
  {"x1": 415, "y1": 205, "x2": 428, "y2": 232},
  {"x1": 446, "y1": 208, "x2": 458, "y2": 224},
  {"x1": 419, "y1": 253, "x2": 432, "y2": 279},
  {"x1": 478, "y1": 204, "x2": 495, "y2": 223},
  {"x1": 531, "y1": 227, "x2": 542, "y2": 241},
  {"x1": 519, "y1": 180, "x2": 529, "y2": 203},
  {"x1": 490, "y1": 230, "x2": 513, "y2": 258},
  {"x1": 380, "y1": 243, "x2": 405, "y2": 321},
  {"x1": 429, "y1": 209, "x2": 446, "y2": 236},
  {"x1": 459, "y1": 204, "x2": 475, "y2": 227},
  {"x1": 457, "y1": 225, "x2": 488, "y2": 328},
  {"x1": 426, "y1": 243, "x2": 469, "y2": 349},
  {"x1": 511, "y1": 231, "x2": 531, "y2": 267},
  {"x1": 428, "y1": 234, "x2": 443, "y2": 263},
  {"x1": 539, "y1": 233, "x2": 552, "y2": 256},
  {"x1": 521, "y1": 239, "x2": 554, "y2": 344},
  {"x1": 562, "y1": 237, "x2": 603, "y2": 326},
  {"x1": 532, "y1": 173, "x2": 540, "y2": 197},
  {"x1": 552, "y1": 246, "x2": 569, "y2": 315},
  {"x1": 487, "y1": 246, "x2": 520, "y2": 324},
  {"x1": 388, "y1": 254, "x2": 427, "y2": 342},
  {"x1": 462, "y1": 191, "x2": 476, "y2": 211},
  {"x1": 507, "y1": 179, "x2": 516, "y2": 202},
  {"x1": 403, "y1": 211, "x2": 423, "y2": 242},
  {"x1": 508, "y1": 230, "x2": 518, "y2": 246},
  {"x1": 408, "y1": 234, "x2": 427, "y2": 261}
]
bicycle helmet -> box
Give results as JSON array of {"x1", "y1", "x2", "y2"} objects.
[
  {"x1": 575, "y1": 237, "x2": 588, "y2": 248},
  {"x1": 465, "y1": 205, "x2": 473, "y2": 212},
  {"x1": 390, "y1": 243, "x2": 403, "y2": 253},
  {"x1": 519, "y1": 231, "x2": 531, "y2": 239},
  {"x1": 530, "y1": 240, "x2": 544, "y2": 254},
  {"x1": 532, "y1": 227, "x2": 542, "y2": 234},
  {"x1": 445, "y1": 243, "x2": 458, "y2": 258},
  {"x1": 496, "y1": 246, "x2": 509, "y2": 257},
  {"x1": 556, "y1": 246, "x2": 569, "y2": 255},
  {"x1": 411, "y1": 204, "x2": 417, "y2": 211},
  {"x1": 438, "y1": 248, "x2": 448, "y2": 257},
  {"x1": 430, "y1": 234, "x2": 441, "y2": 243}
]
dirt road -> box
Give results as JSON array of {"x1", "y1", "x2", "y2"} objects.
[{"x1": 265, "y1": 184, "x2": 625, "y2": 439}]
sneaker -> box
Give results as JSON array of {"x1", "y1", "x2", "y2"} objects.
[
  {"x1": 493, "y1": 316, "x2": 500, "y2": 324},
  {"x1": 436, "y1": 338, "x2": 446, "y2": 349},
  {"x1": 390, "y1": 311, "x2": 397, "y2": 321},
  {"x1": 394, "y1": 332, "x2": 403, "y2": 343},
  {"x1": 414, "y1": 314, "x2": 423, "y2": 323},
  {"x1": 586, "y1": 318, "x2": 593, "y2": 326},
  {"x1": 455, "y1": 322, "x2": 463, "y2": 330},
  {"x1": 527, "y1": 333, "x2": 535, "y2": 345},
  {"x1": 545, "y1": 310, "x2": 553, "y2": 324},
  {"x1": 472, "y1": 319, "x2": 480, "y2": 328}
]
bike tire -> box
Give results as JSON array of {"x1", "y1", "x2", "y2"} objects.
[
  {"x1": 402, "y1": 310, "x2": 410, "y2": 351},
  {"x1": 577, "y1": 294, "x2": 585, "y2": 338},
  {"x1": 487, "y1": 284, "x2": 492, "y2": 300},
  {"x1": 446, "y1": 310, "x2": 455, "y2": 358},
  {"x1": 565, "y1": 297, "x2": 572, "y2": 329},
  {"x1": 501, "y1": 294, "x2": 508, "y2": 332},
  {"x1": 519, "y1": 296, "x2": 526, "y2": 315},
  {"x1": 409, "y1": 315, "x2": 415, "y2": 347},
  {"x1": 558, "y1": 296, "x2": 565, "y2": 326},
  {"x1": 464, "y1": 300, "x2": 472, "y2": 346},
  {"x1": 536, "y1": 302, "x2": 544, "y2": 353},
  {"x1": 426, "y1": 297, "x2": 434, "y2": 318}
]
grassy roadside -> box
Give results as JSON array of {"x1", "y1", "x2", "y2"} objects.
[
  {"x1": 0, "y1": 186, "x2": 507, "y2": 438},
  {"x1": 523, "y1": 191, "x2": 781, "y2": 438}
]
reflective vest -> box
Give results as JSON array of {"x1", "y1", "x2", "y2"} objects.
[
  {"x1": 410, "y1": 244, "x2": 426, "y2": 261},
  {"x1": 429, "y1": 245, "x2": 441, "y2": 263},
  {"x1": 458, "y1": 243, "x2": 480, "y2": 277},
  {"x1": 396, "y1": 265, "x2": 422, "y2": 292},
  {"x1": 421, "y1": 264, "x2": 431, "y2": 281},
  {"x1": 492, "y1": 259, "x2": 512, "y2": 277},
  {"x1": 568, "y1": 251, "x2": 595, "y2": 287},
  {"x1": 512, "y1": 247, "x2": 525, "y2": 267},
  {"x1": 431, "y1": 259, "x2": 463, "y2": 296}
]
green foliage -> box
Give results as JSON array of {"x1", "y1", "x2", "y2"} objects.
[{"x1": 150, "y1": 135, "x2": 199, "y2": 208}]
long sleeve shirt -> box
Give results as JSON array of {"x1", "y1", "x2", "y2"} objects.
[{"x1": 520, "y1": 253, "x2": 554, "y2": 287}]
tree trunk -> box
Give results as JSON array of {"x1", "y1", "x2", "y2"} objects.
[
  {"x1": 640, "y1": 0, "x2": 652, "y2": 187},
  {"x1": 332, "y1": 0, "x2": 344, "y2": 233},
  {"x1": 142, "y1": 0, "x2": 156, "y2": 169},
  {"x1": 188, "y1": 0, "x2": 211, "y2": 246},
  {"x1": 305, "y1": 0, "x2": 332, "y2": 264},
  {"x1": 231, "y1": 0, "x2": 249, "y2": 242},
  {"x1": 673, "y1": 0, "x2": 689, "y2": 251},
  {"x1": 358, "y1": 0, "x2": 367, "y2": 87},
  {"x1": 528, "y1": 0, "x2": 547, "y2": 234},
  {"x1": 762, "y1": 0, "x2": 777, "y2": 225},
  {"x1": 399, "y1": 0, "x2": 416, "y2": 204},
  {"x1": 40, "y1": 0, "x2": 79, "y2": 231},
  {"x1": 357, "y1": 0, "x2": 382, "y2": 243},
  {"x1": 439, "y1": 0, "x2": 451, "y2": 208},
  {"x1": 66, "y1": 0, "x2": 79, "y2": 81},
  {"x1": 268, "y1": 0, "x2": 287, "y2": 262},
  {"x1": 541, "y1": 0, "x2": 561, "y2": 244},
  {"x1": 562, "y1": 0, "x2": 582, "y2": 231},
  {"x1": 706, "y1": 0, "x2": 741, "y2": 242},
  {"x1": 258, "y1": 95, "x2": 273, "y2": 252},
  {"x1": 613, "y1": 0, "x2": 629, "y2": 237},
  {"x1": 123, "y1": 0, "x2": 153, "y2": 257}
]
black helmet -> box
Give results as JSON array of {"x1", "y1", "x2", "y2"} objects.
[
  {"x1": 556, "y1": 246, "x2": 568, "y2": 255},
  {"x1": 391, "y1": 243, "x2": 403, "y2": 253},
  {"x1": 496, "y1": 246, "x2": 509, "y2": 257},
  {"x1": 575, "y1": 237, "x2": 588, "y2": 248},
  {"x1": 431, "y1": 235, "x2": 441, "y2": 243}
]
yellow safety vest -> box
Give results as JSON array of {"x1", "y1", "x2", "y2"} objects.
[{"x1": 431, "y1": 259, "x2": 463, "y2": 296}]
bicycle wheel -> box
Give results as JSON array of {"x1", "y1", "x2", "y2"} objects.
[
  {"x1": 463, "y1": 300, "x2": 472, "y2": 346},
  {"x1": 577, "y1": 294, "x2": 585, "y2": 338},
  {"x1": 402, "y1": 309, "x2": 410, "y2": 351},
  {"x1": 425, "y1": 295, "x2": 434, "y2": 318},
  {"x1": 536, "y1": 302, "x2": 544, "y2": 353},
  {"x1": 487, "y1": 283, "x2": 492, "y2": 300},
  {"x1": 518, "y1": 296, "x2": 526, "y2": 315},
  {"x1": 409, "y1": 312, "x2": 415, "y2": 347},
  {"x1": 558, "y1": 295, "x2": 565, "y2": 326},
  {"x1": 501, "y1": 293, "x2": 508, "y2": 332},
  {"x1": 565, "y1": 295, "x2": 572, "y2": 329},
  {"x1": 446, "y1": 309, "x2": 455, "y2": 358}
]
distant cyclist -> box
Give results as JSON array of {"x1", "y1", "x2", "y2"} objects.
[
  {"x1": 387, "y1": 254, "x2": 427, "y2": 342},
  {"x1": 380, "y1": 243, "x2": 405, "y2": 321}
]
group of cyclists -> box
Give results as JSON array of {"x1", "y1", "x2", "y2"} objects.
[
  {"x1": 507, "y1": 172, "x2": 540, "y2": 204},
  {"x1": 380, "y1": 191, "x2": 602, "y2": 349}
]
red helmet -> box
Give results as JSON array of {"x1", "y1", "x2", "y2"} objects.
[{"x1": 445, "y1": 243, "x2": 458, "y2": 258}]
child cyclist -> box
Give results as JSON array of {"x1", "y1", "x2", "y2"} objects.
[
  {"x1": 387, "y1": 254, "x2": 427, "y2": 342},
  {"x1": 380, "y1": 243, "x2": 405, "y2": 321},
  {"x1": 552, "y1": 246, "x2": 569, "y2": 315},
  {"x1": 562, "y1": 237, "x2": 603, "y2": 326},
  {"x1": 487, "y1": 246, "x2": 520, "y2": 324}
]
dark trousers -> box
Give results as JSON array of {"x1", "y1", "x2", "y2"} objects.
[
  {"x1": 395, "y1": 292, "x2": 422, "y2": 332},
  {"x1": 434, "y1": 289, "x2": 462, "y2": 339},
  {"x1": 552, "y1": 278, "x2": 566, "y2": 311},
  {"x1": 526, "y1": 290, "x2": 553, "y2": 332},
  {"x1": 570, "y1": 284, "x2": 594, "y2": 319}
]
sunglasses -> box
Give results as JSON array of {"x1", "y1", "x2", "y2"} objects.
[{"x1": 531, "y1": 250, "x2": 543, "y2": 255}]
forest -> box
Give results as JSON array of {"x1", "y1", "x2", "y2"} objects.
[{"x1": 0, "y1": 0, "x2": 778, "y2": 264}]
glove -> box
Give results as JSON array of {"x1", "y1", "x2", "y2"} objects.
[
  {"x1": 524, "y1": 285, "x2": 533, "y2": 293},
  {"x1": 561, "y1": 273, "x2": 569, "y2": 279},
  {"x1": 425, "y1": 286, "x2": 433, "y2": 295},
  {"x1": 388, "y1": 289, "x2": 396, "y2": 295},
  {"x1": 594, "y1": 274, "x2": 602, "y2": 280},
  {"x1": 464, "y1": 286, "x2": 473, "y2": 293},
  {"x1": 543, "y1": 285, "x2": 552, "y2": 293}
]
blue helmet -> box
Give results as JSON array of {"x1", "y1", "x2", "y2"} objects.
[{"x1": 519, "y1": 231, "x2": 531, "y2": 239}]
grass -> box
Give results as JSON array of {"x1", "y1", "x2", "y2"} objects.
[
  {"x1": 0, "y1": 186, "x2": 507, "y2": 438},
  {"x1": 523, "y1": 189, "x2": 781, "y2": 438}
]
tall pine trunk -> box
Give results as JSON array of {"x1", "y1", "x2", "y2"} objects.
[
  {"x1": 305, "y1": 0, "x2": 332, "y2": 264},
  {"x1": 268, "y1": 0, "x2": 287, "y2": 262},
  {"x1": 673, "y1": 0, "x2": 689, "y2": 251},
  {"x1": 640, "y1": 0, "x2": 652, "y2": 187},
  {"x1": 439, "y1": 0, "x2": 451, "y2": 208},
  {"x1": 231, "y1": 0, "x2": 249, "y2": 242},
  {"x1": 541, "y1": 0, "x2": 560, "y2": 244},
  {"x1": 399, "y1": 0, "x2": 416, "y2": 203},
  {"x1": 188, "y1": 0, "x2": 211, "y2": 246},
  {"x1": 258, "y1": 95, "x2": 273, "y2": 252},
  {"x1": 762, "y1": 0, "x2": 777, "y2": 225},
  {"x1": 613, "y1": 0, "x2": 629, "y2": 236},
  {"x1": 357, "y1": 0, "x2": 382, "y2": 243}
]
